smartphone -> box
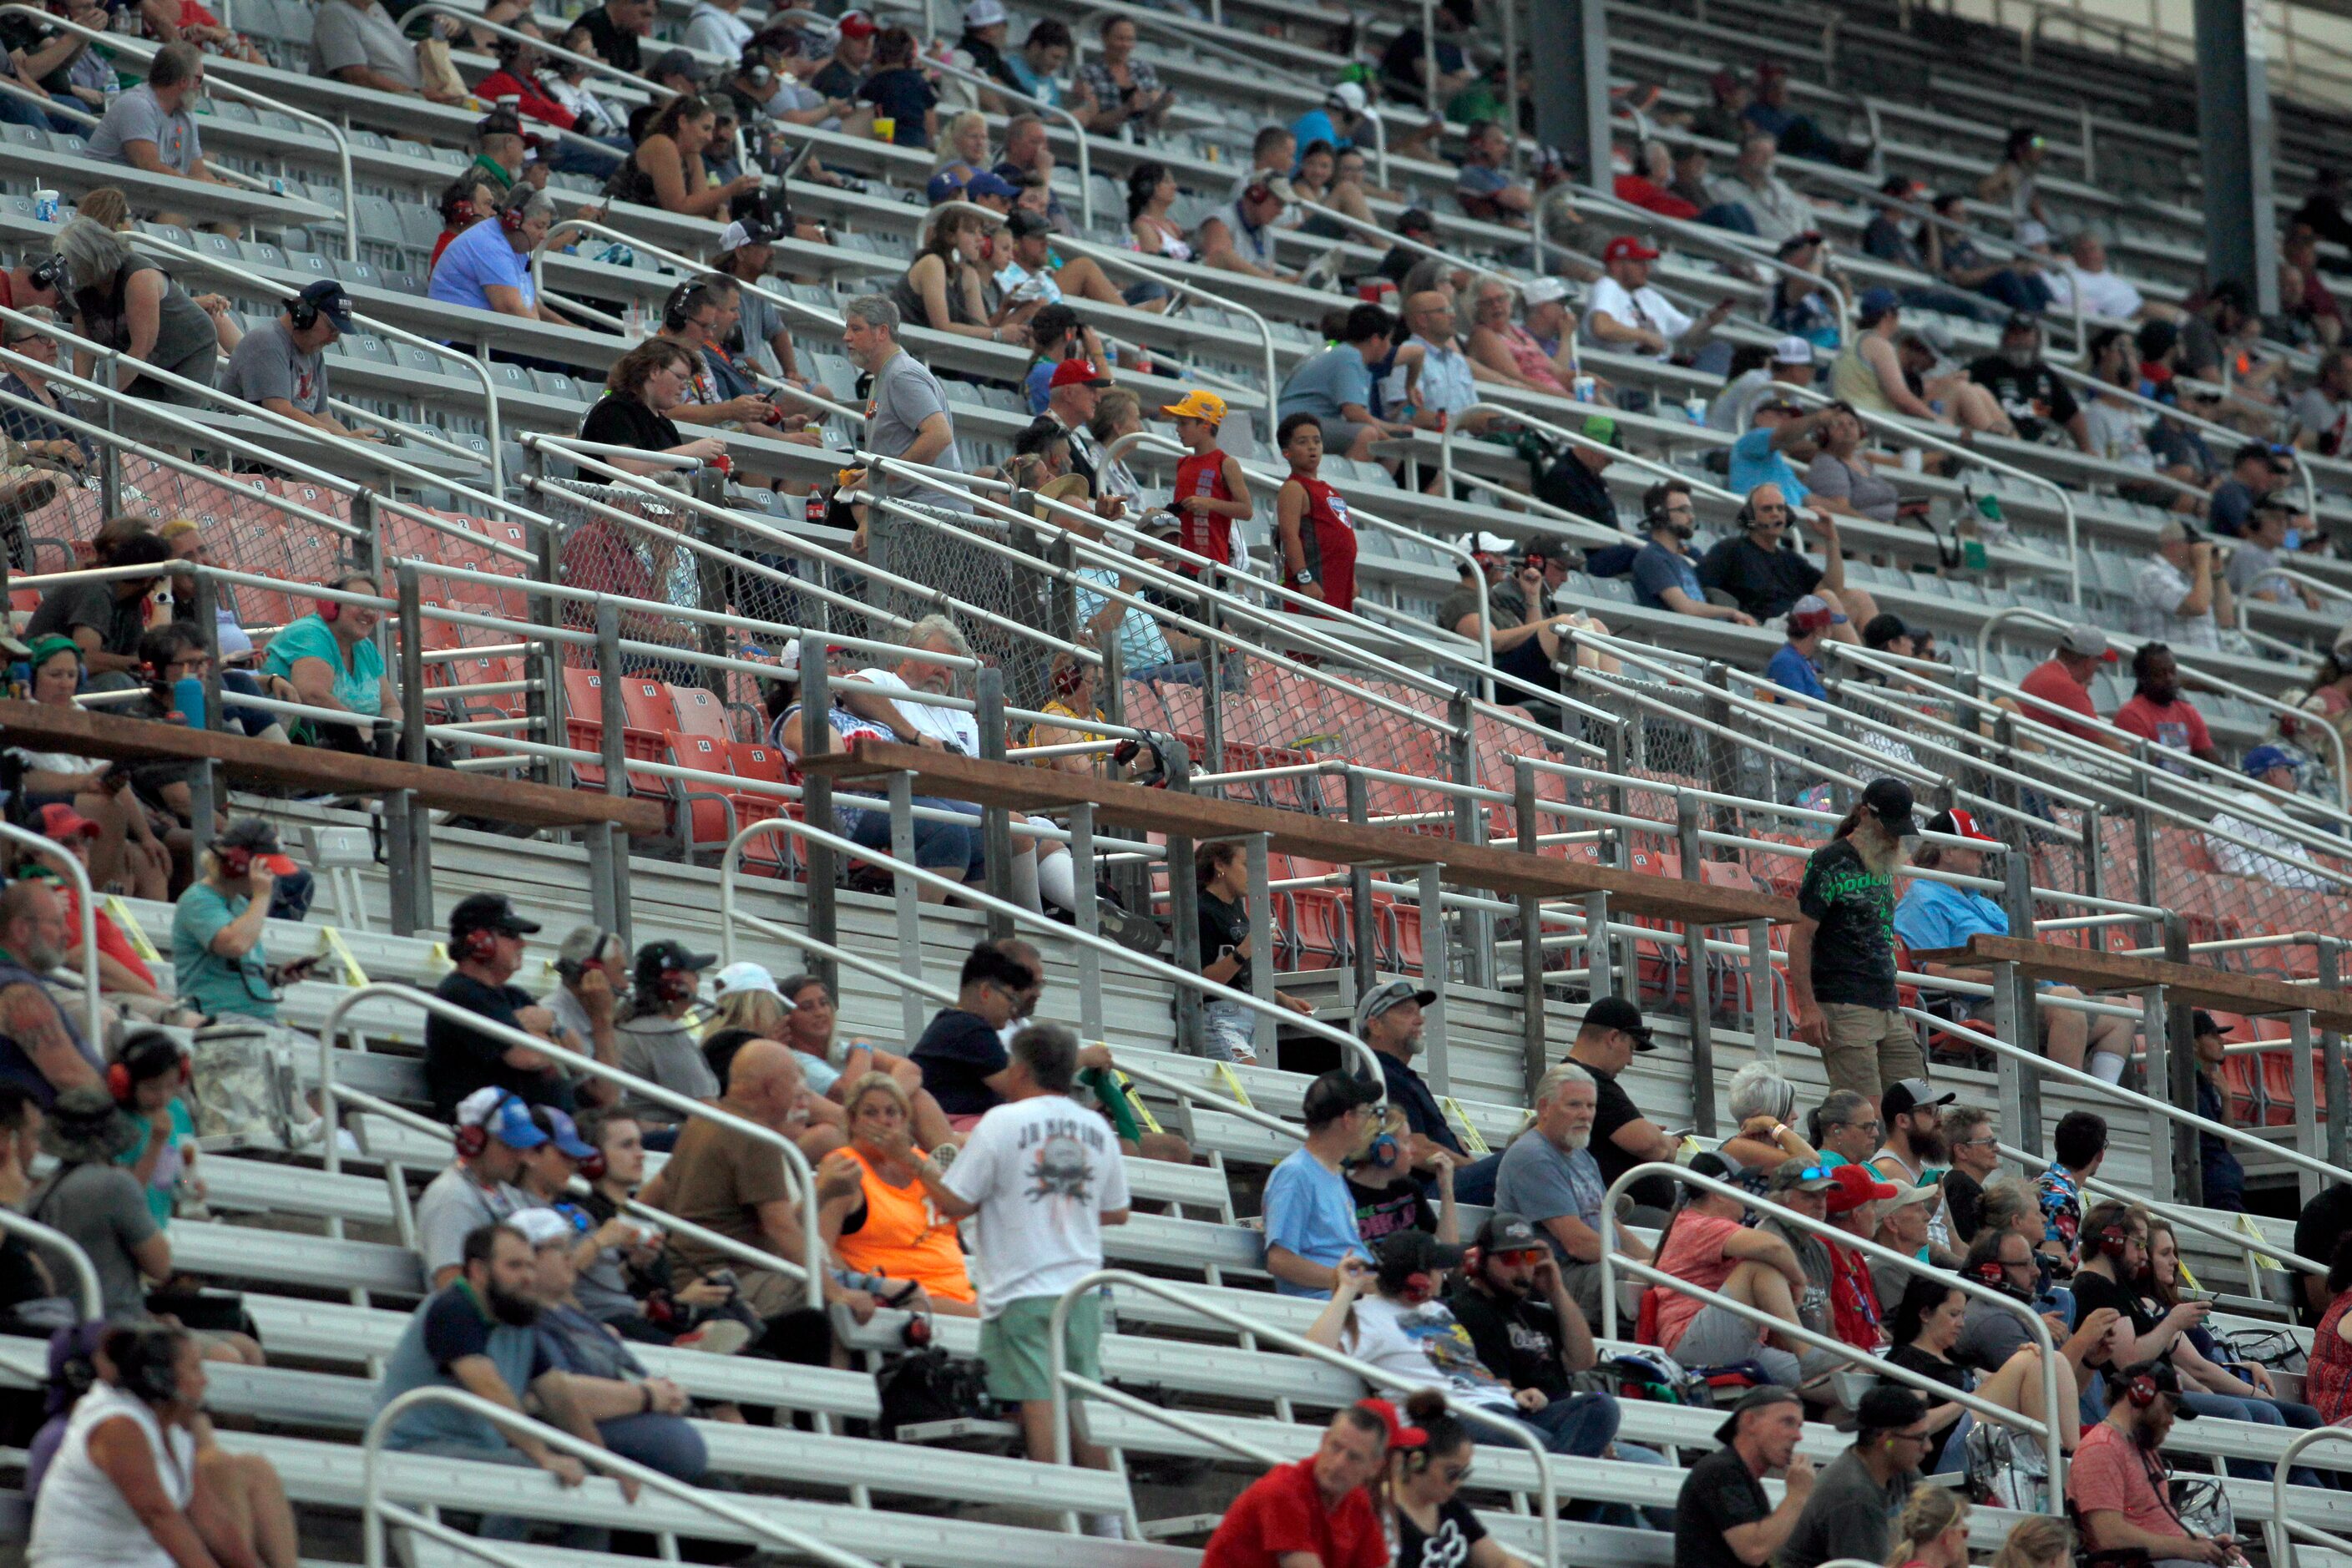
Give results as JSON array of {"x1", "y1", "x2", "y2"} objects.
[{"x1": 279, "y1": 954, "x2": 322, "y2": 981}]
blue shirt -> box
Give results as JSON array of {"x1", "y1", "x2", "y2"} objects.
[
  {"x1": 1456, "y1": 163, "x2": 1511, "y2": 196},
  {"x1": 1892, "y1": 878, "x2": 2009, "y2": 958},
  {"x1": 1023, "y1": 357, "x2": 1055, "y2": 415},
  {"x1": 1290, "y1": 108, "x2": 1349, "y2": 152},
  {"x1": 261, "y1": 613, "x2": 385, "y2": 717},
  {"x1": 171, "y1": 882, "x2": 276, "y2": 1021},
  {"x1": 1262, "y1": 1146, "x2": 1370, "y2": 1296},
  {"x1": 1631, "y1": 539, "x2": 1703, "y2": 611},
  {"x1": 1767, "y1": 643, "x2": 1825, "y2": 701},
  {"x1": 429, "y1": 218, "x2": 534, "y2": 314},
  {"x1": 1279, "y1": 344, "x2": 1373, "y2": 422},
  {"x1": 1728, "y1": 427, "x2": 1808, "y2": 505}
]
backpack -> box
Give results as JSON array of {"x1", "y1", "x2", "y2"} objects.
[
  {"x1": 186, "y1": 1022, "x2": 306, "y2": 1152},
  {"x1": 874, "y1": 1345, "x2": 994, "y2": 1444}
]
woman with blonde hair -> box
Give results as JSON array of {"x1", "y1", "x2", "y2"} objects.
[
  {"x1": 1883, "y1": 1484, "x2": 1969, "y2": 1568},
  {"x1": 1988, "y1": 1514, "x2": 2073, "y2": 1568},
  {"x1": 815, "y1": 1072, "x2": 976, "y2": 1314}
]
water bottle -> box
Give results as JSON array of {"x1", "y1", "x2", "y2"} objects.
[
  {"x1": 171, "y1": 675, "x2": 205, "y2": 730},
  {"x1": 4, "y1": 655, "x2": 29, "y2": 701}
]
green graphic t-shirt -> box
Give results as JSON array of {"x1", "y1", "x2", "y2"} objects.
[{"x1": 1798, "y1": 837, "x2": 1898, "y2": 1009}]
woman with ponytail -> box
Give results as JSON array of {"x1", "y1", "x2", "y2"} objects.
[
  {"x1": 1882, "y1": 1482, "x2": 1969, "y2": 1568},
  {"x1": 1389, "y1": 1388, "x2": 1522, "y2": 1568}
]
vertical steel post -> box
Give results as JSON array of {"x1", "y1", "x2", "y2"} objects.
[
  {"x1": 2324, "y1": 943, "x2": 2349, "y2": 1171},
  {"x1": 690, "y1": 470, "x2": 731, "y2": 695},
  {"x1": 525, "y1": 447, "x2": 559, "y2": 787},
  {"x1": 1419, "y1": 862, "x2": 1449, "y2": 1096},
  {"x1": 2162, "y1": 915, "x2": 2198, "y2": 1206},
  {"x1": 1583, "y1": 890, "x2": 1613, "y2": 999},
  {"x1": 1677, "y1": 797, "x2": 1717, "y2": 1137},
  {"x1": 800, "y1": 632, "x2": 837, "y2": 992},
  {"x1": 1515, "y1": 759, "x2": 1545, "y2": 1099},
  {"x1": 2290, "y1": 1009, "x2": 2320, "y2": 1207},
  {"x1": 2000, "y1": 845, "x2": 2042, "y2": 1152},
  {"x1": 1166, "y1": 741, "x2": 1201, "y2": 1056},
  {"x1": 186, "y1": 570, "x2": 223, "y2": 867},
  {"x1": 1072, "y1": 801, "x2": 1101, "y2": 1044},
  {"x1": 1246, "y1": 831, "x2": 1275, "y2": 1065},
  {"x1": 1346, "y1": 770, "x2": 1377, "y2": 1002},
  {"x1": 1993, "y1": 959, "x2": 2031, "y2": 1162},
  {"x1": 2079, "y1": 801, "x2": 2103, "y2": 912},
  {"x1": 1449, "y1": 693, "x2": 1490, "y2": 990},
  {"x1": 594, "y1": 604, "x2": 632, "y2": 954},
  {"x1": 888, "y1": 769, "x2": 927, "y2": 1043},
  {"x1": 1748, "y1": 919, "x2": 1777, "y2": 1061},
  {"x1": 975, "y1": 665, "x2": 1014, "y2": 942},
  {"x1": 388, "y1": 564, "x2": 432, "y2": 936}
]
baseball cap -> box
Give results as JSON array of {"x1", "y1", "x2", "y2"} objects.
[
  {"x1": 1773, "y1": 230, "x2": 1824, "y2": 256},
  {"x1": 35, "y1": 802, "x2": 99, "y2": 842},
  {"x1": 962, "y1": 0, "x2": 1007, "y2": 25},
  {"x1": 1753, "y1": 395, "x2": 1805, "y2": 418},
  {"x1": 507, "y1": 1206, "x2": 575, "y2": 1247},
  {"x1": 449, "y1": 891, "x2": 541, "y2": 939},
  {"x1": 1520, "y1": 534, "x2": 1576, "y2": 563},
  {"x1": 1137, "y1": 508, "x2": 1183, "y2": 538},
  {"x1": 1161, "y1": 389, "x2": 1227, "y2": 423},
  {"x1": 1691, "y1": 1149, "x2": 1770, "y2": 1196},
  {"x1": 1768, "y1": 1156, "x2": 1839, "y2": 1193},
  {"x1": 1049, "y1": 357, "x2": 1110, "y2": 390},
  {"x1": 1788, "y1": 594, "x2": 1844, "y2": 635},
  {"x1": 1354, "y1": 978, "x2": 1436, "y2": 1032},
  {"x1": 2191, "y1": 1009, "x2": 2233, "y2": 1039},
  {"x1": 2243, "y1": 743, "x2": 2299, "y2": 777},
  {"x1": 1712, "y1": 1384, "x2": 1803, "y2": 1445},
  {"x1": 2112, "y1": 1359, "x2": 2198, "y2": 1415},
  {"x1": 965, "y1": 170, "x2": 1018, "y2": 202},
  {"x1": 1473, "y1": 1211, "x2": 1545, "y2": 1252},
  {"x1": 1860, "y1": 612, "x2": 1913, "y2": 650},
  {"x1": 720, "y1": 212, "x2": 785, "y2": 249},
  {"x1": 1521, "y1": 276, "x2": 1571, "y2": 306},
  {"x1": 1857, "y1": 285, "x2": 1901, "y2": 324},
  {"x1": 1006, "y1": 208, "x2": 1054, "y2": 240},
  {"x1": 836, "y1": 9, "x2": 877, "y2": 37},
  {"x1": 1397, "y1": 208, "x2": 1437, "y2": 235},
  {"x1": 2000, "y1": 311, "x2": 2041, "y2": 337},
  {"x1": 925, "y1": 170, "x2": 967, "y2": 204},
  {"x1": 713, "y1": 960, "x2": 786, "y2": 998},
  {"x1": 1772, "y1": 335, "x2": 1814, "y2": 364},
  {"x1": 1328, "y1": 80, "x2": 1368, "y2": 113},
  {"x1": 295, "y1": 280, "x2": 355, "y2": 334},
  {"x1": 455, "y1": 1086, "x2": 549, "y2": 1150},
  {"x1": 1353, "y1": 1397, "x2": 1429, "y2": 1451},
  {"x1": 533, "y1": 1105, "x2": 598, "y2": 1161},
  {"x1": 1583, "y1": 994, "x2": 1656, "y2": 1051},
  {"x1": 636, "y1": 938, "x2": 719, "y2": 980},
  {"x1": 1823, "y1": 1162, "x2": 1900, "y2": 1215},
  {"x1": 2157, "y1": 517, "x2": 2201, "y2": 544},
  {"x1": 1921, "y1": 807, "x2": 1998, "y2": 845},
  {"x1": 649, "y1": 47, "x2": 702, "y2": 82},
  {"x1": 1375, "y1": 1227, "x2": 1466, "y2": 1275},
  {"x1": 1601, "y1": 235, "x2": 1660, "y2": 263},
  {"x1": 219, "y1": 817, "x2": 284, "y2": 856},
  {"x1": 1864, "y1": 776, "x2": 1920, "y2": 836},
  {"x1": 1581, "y1": 412, "x2": 1621, "y2": 449},
  {"x1": 1240, "y1": 180, "x2": 1277, "y2": 206},
  {"x1": 1881, "y1": 1077, "x2": 1955, "y2": 1120},
  {"x1": 1301, "y1": 1069, "x2": 1384, "y2": 1126},
  {"x1": 2057, "y1": 625, "x2": 2116, "y2": 660},
  {"x1": 1882, "y1": 1181, "x2": 1942, "y2": 1212}
]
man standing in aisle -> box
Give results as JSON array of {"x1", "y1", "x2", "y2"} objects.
[{"x1": 1788, "y1": 779, "x2": 1923, "y2": 1111}]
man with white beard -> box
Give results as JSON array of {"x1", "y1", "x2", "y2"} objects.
[{"x1": 1493, "y1": 1061, "x2": 1653, "y2": 1330}]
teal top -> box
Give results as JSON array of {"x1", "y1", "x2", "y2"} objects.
[
  {"x1": 171, "y1": 882, "x2": 276, "y2": 1020},
  {"x1": 262, "y1": 613, "x2": 384, "y2": 717},
  {"x1": 114, "y1": 1096, "x2": 196, "y2": 1225}
]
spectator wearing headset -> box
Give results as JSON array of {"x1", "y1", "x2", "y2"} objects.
[
  {"x1": 27, "y1": 1322, "x2": 299, "y2": 1568},
  {"x1": 415, "y1": 1085, "x2": 539, "y2": 1288},
  {"x1": 258, "y1": 570, "x2": 402, "y2": 754},
  {"x1": 426, "y1": 892, "x2": 579, "y2": 1121},
  {"x1": 170, "y1": 818, "x2": 318, "y2": 1024},
  {"x1": 429, "y1": 186, "x2": 569, "y2": 326},
  {"x1": 2067, "y1": 1360, "x2": 2242, "y2": 1567},
  {"x1": 220, "y1": 280, "x2": 370, "y2": 441},
  {"x1": 540, "y1": 926, "x2": 625, "y2": 1082},
  {"x1": 613, "y1": 939, "x2": 721, "y2": 1138}
]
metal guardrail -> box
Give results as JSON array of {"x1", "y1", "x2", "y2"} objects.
[
  {"x1": 0, "y1": 1206, "x2": 103, "y2": 1323},
  {"x1": 2268, "y1": 1428, "x2": 2352, "y2": 1568},
  {"x1": 0, "y1": 819, "x2": 101, "y2": 1047},
  {"x1": 924, "y1": 59, "x2": 1093, "y2": 228}
]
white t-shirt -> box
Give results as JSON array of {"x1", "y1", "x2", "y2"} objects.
[
  {"x1": 682, "y1": 0, "x2": 754, "y2": 56},
  {"x1": 2209, "y1": 791, "x2": 2334, "y2": 892},
  {"x1": 29, "y1": 1383, "x2": 195, "y2": 1567},
  {"x1": 1344, "y1": 1294, "x2": 1518, "y2": 1415},
  {"x1": 848, "y1": 666, "x2": 980, "y2": 754},
  {"x1": 942, "y1": 1092, "x2": 1130, "y2": 1317},
  {"x1": 1583, "y1": 276, "x2": 1691, "y2": 357},
  {"x1": 2047, "y1": 263, "x2": 2143, "y2": 322}
]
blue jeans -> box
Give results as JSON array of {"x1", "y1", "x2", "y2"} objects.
[
  {"x1": 1697, "y1": 202, "x2": 1759, "y2": 235},
  {"x1": 549, "y1": 134, "x2": 633, "y2": 175},
  {"x1": 595, "y1": 1411, "x2": 707, "y2": 1484},
  {"x1": 1970, "y1": 267, "x2": 2056, "y2": 316},
  {"x1": 844, "y1": 800, "x2": 980, "y2": 875}
]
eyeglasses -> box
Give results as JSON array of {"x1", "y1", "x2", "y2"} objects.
[
  {"x1": 1833, "y1": 1118, "x2": 1882, "y2": 1136},
  {"x1": 1891, "y1": 1427, "x2": 1933, "y2": 1444},
  {"x1": 1439, "y1": 1463, "x2": 1474, "y2": 1484},
  {"x1": 1955, "y1": 1135, "x2": 1999, "y2": 1148},
  {"x1": 1490, "y1": 1247, "x2": 1546, "y2": 1266}
]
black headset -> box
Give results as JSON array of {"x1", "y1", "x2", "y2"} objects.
[
  {"x1": 288, "y1": 291, "x2": 320, "y2": 332},
  {"x1": 662, "y1": 281, "x2": 716, "y2": 335},
  {"x1": 106, "y1": 1324, "x2": 184, "y2": 1406},
  {"x1": 556, "y1": 928, "x2": 612, "y2": 984},
  {"x1": 28, "y1": 254, "x2": 65, "y2": 294}
]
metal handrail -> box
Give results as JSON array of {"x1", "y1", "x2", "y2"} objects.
[
  {"x1": 1776, "y1": 382, "x2": 2082, "y2": 605},
  {"x1": 2267, "y1": 1428, "x2": 2352, "y2": 1568},
  {"x1": 1598, "y1": 1160, "x2": 2066, "y2": 1493},
  {"x1": 1991, "y1": 1139, "x2": 2319, "y2": 1290},
  {"x1": 398, "y1": 3, "x2": 704, "y2": 168},
  {"x1": 924, "y1": 60, "x2": 1092, "y2": 227},
  {"x1": 1045, "y1": 1267, "x2": 1561, "y2": 1568},
  {"x1": 127, "y1": 227, "x2": 512, "y2": 497},
  {"x1": 0, "y1": 819, "x2": 100, "y2": 1047},
  {"x1": 0, "y1": 1207, "x2": 103, "y2": 1322},
  {"x1": 1970, "y1": 604, "x2": 2352, "y2": 813},
  {"x1": 2044, "y1": 358, "x2": 2317, "y2": 510},
  {"x1": 714, "y1": 814, "x2": 1388, "y2": 1090},
  {"x1": 1571, "y1": 182, "x2": 1852, "y2": 349},
  {"x1": 362, "y1": 1386, "x2": 888, "y2": 1568},
  {"x1": 318, "y1": 983, "x2": 823, "y2": 1287},
  {"x1": 0, "y1": 5, "x2": 359, "y2": 263}
]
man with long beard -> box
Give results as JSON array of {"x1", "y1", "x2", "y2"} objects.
[
  {"x1": 1493, "y1": 1061, "x2": 1653, "y2": 1330},
  {"x1": 1869, "y1": 1078, "x2": 1961, "y2": 1265},
  {"x1": 1788, "y1": 777, "x2": 1923, "y2": 1114},
  {"x1": 372, "y1": 1222, "x2": 628, "y2": 1542}
]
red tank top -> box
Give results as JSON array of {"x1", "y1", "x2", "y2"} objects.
[
  {"x1": 1283, "y1": 473, "x2": 1356, "y2": 615},
  {"x1": 1173, "y1": 450, "x2": 1234, "y2": 568}
]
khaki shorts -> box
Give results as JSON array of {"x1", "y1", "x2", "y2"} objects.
[
  {"x1": 1818, "y1": 1004, "x2": 1924, "y2": 1100},
  {"x1": 979, "y1": 1291, "x2": 1102, "y2": 1404}
]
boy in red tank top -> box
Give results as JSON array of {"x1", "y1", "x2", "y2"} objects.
[
  {"x1": 1161, "y1": 389, "x2": 1254, "y2": 574},
  {"x1": 1274, "y1": 412, "x2": 1358, "y2": 616}
]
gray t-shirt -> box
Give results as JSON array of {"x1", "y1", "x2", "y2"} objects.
[
  {"x1": 84, "y1": 83, "x2": 200, "y2": 174},
  {"x1": 310, "y1": 0, "x2": 421, "y2": 87},
  {"x1": 615, "y1": 1014, "x2": 720, "y2": 1125},
  {"x1": 413, "y1": 1162, "x2": 528, "y2": 1282},
  {"x1": 1804, "y1": 451, "x2": 1900, "y2": 523},
  {"x1": 28, "y1": 1161, "x2": 159, "y2": 1319},
  {"x1": 1954, "y1": 1292, "x2": 2034, "y2": 1373},
  {"x1": 220, "y1": 319, "x2": 326, "y2": 416},
  {"x1": 1776, "y1": 1447, "x2": 1915, "y2": 1568},
  {"x1": 1492, "y1": 1130, "x2": 1606, "y2": 1252},
  {"x1": 2225, "y1": 539, "x2": 2294, "y2": 601},
  {"x1": 868, "y1": 347, "x2": 968, "y2": 510},
  {"x1": 541, "y1": 984, "x2": 594, "y2": 1052}
]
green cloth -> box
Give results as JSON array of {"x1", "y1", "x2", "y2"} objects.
[
  {"x1": 171, "y1": 881, "x2": 276, "y2": 1020},
  {"x1": 261, "y1": 613, "x2": 384, "y2": 717}
]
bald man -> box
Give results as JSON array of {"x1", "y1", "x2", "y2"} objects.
[
  {"x1": 642, "y1": 1039, "x2": 865, "y2": 1328},
  {"x1": 1695, "y1": 481, "x2": 1879, "y2": 644}
]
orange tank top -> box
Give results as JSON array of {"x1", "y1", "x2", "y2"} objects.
[{"x1": 833, "y1": 1146, "x2": 977, "y2": 1303}]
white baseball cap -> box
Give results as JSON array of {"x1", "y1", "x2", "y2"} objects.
[
  {"x1": 1328, "y1": 80, "x2": 1368, "y2": 113},
  {"x1": 1772, "y1": 335, "x2": 1814, "y2": 364},
  {"x1": 713, "y1": 960, "x2": 786, "y2": 999},
  {"x1": 1521, "y1": 276, "x2": 1571, "y2": 306}
]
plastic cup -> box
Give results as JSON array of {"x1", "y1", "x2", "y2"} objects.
[{"x1": 872, "y1": 116, "x2": 896, "y2": 141}]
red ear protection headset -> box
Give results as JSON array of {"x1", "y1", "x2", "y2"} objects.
[
  {"x1": 453, "y1": 1091, "x2": 513, "y2": 1159},
  {"x1": 1397, "y1": 1270, "x2": 1437, "y2": 1306},
  {"x1": 217, "y1": 843, "x2": 254, "y2": 878},
  {"x1": 650, "y1": 968, "x2": 694, "y2": 1006},
  {"x1": 2094, "y1": 1225, "x2": 2132, "y2": 1259},
  {"x1": 2124, "y1": 1371, "x2": 2160, "y2": 1409},
  {"x1": 107, "y1": 1036, "x2": 190, "y2": 1106},
  {"x1": 1050, "y1": 659, "x2": 1087, "y2": 699},
  {"x1": 1970, "y1": 1257, "x2": 2009, "y2": 1287},
  {"x1": 499, "y1": 197, "x2": 531, "y2": 232},
  {"x1": 576, "y1": 1146, "x2": 607, "y2": 1181},
  {"x1": 453, "y1": 923, "x2": 502, "y2": 964}
]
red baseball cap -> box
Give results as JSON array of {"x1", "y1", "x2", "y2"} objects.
[
  {"x1": 1048, "y1": 358, "x2": 1109, "y2": 390},
  {"x1": 837, "y1": 9, "x2": 878, "y2": 38},
  {"x1": 1602, "y1": 235, "x2": 1660, "y2": 263},
  {"x1": 1925, "y1": 807, "x2": 2000, "y2": 845},
  {"x1": 1823, "y1": 1163, "x2": 1900, "y2": 1216},
  {"x1": 35, "y1": 803, "x2": 99, "y2": 842},
  {"x1": 1353, "y1": 1397, "x2": 1429, "y2": 1451}
]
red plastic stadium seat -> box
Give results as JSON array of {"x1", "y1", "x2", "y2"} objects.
[{"x1": 670, "y1": 683, "x2": 731, "y2": 740}]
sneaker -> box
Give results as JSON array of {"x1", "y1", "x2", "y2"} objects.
[{"x1": 674, "y1": 1319, "x2": 752, "y2": 1356}]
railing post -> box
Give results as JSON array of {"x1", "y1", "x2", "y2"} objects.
[
  {"x1": 1419, "y1": 862, "x2": 1449, "y2": 1096},
  {"x1": 1449, "y1": 693, "x2": 1491, "y2": 990},
  {"x1": 1677, "y1": 797, "x2": 1717, "y2": 1137},
  {"x1": 2290, "y1": 1008, "x2": 2320, "y2": 1208},
  {"x1": 524, "y1": 447, "x2": 559, "y2": 787},
  {"x1": 1702, "y1": 662, "x2": 1739, "y2": 829},
  {"x1": 1045, "y1": 535, "x2": 1078, "y2": 647},
  {"x1": 975, "y1": 665, "x2": 1015, "y2": 943},
  {"x1": 387, "y1": 563, "x2": 432, "y2": 936},
  {"x1": 593, "y1": 603, "x2": 631, "y2": 953},
  {"x1": 1072, "y1": 807, "x2": 1103, "y2": 1044},
  {"x1": 2079, "y1": 800, "x2": 2103, "y2": 915},
  {"x1": 690, "y1": 469, "x2": 731, "y2": 695},
  {"x1": 1198, "y1": 582, "x2": 1224, "y2": 793},
  {"x1": 1990, "y1": 713, "x2": 2022, "y2": 821},
  {"x1": 800, "y1": 632, "x2": 838, "y2": 994},
  {"x1": 1992, "y1": 958, "x2": 2032, "y2": 1161},
  {"x1": 1166, "y1": 741, "x2": 1202, "y2": 1058},
  {"x1": 2162, "y1": 914, "x2": 2197, "y2": 1205},
  {"x1": 185, "y1": 569, "x2": 224, "y2": 867},
  {"x1": 887, "y1": 769, "x2": 927, "y2": 1043},
  {"x1": 1748, "y1": 918, "x2": 1776, "y2": 1060},
  {"x1": 1584, "y1": 888, "x2": 1613, "y2": 1000},
  {"x1": 1346, "y1": 769, "x2": 1377, "y2": 1003},
  {"x1": 1245, "y1": 830, "x2": 1275, "y2": 1065},
  {"x1": 2000, "y1": 845, "x2": 2041, "y2": 1151},
  {"x1": 1515, "y1": 759, "x2": 1545, "y2": 1100},
  {"x1": 2324, "y1": 943, "x2": 2349, "y2": 1172}
]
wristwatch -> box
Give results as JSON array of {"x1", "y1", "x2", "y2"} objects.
[{"x1": 1290, "y1": 569, "x2": 1314, "y2": 586}]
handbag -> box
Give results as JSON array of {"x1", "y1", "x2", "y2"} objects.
[
  {"x1": 874, "y1": 1344, "x2": 993, "y2": 1443},
  {"x1": 1964, "y1": 1417, "x2": 2051, "y2": 1512},
  {"x1": 414, "y1": 37, "x2": 468, "y2": 101},
  {"x1": 2167, "y1": 1473, "x2": 2235, "y2": 1540}
]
